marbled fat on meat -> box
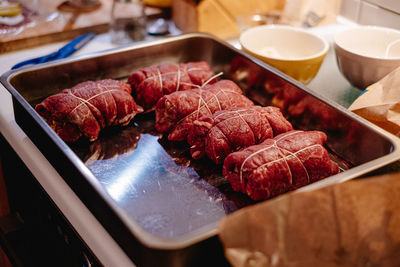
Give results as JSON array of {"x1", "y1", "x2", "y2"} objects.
[
  {"x1": 223, "y1": 130, "x2": 339, "y2": 200},
  {"x1": 35, "y1": 79, "x2": 143, "y2": 142},
  {"x1": 187, "y1": 106, "x2": 293, "y2": 164},
  {"x1": 155, "y1": 80, "x2": 254, "y2": 141},
  {"x1": 128, "y1": 61, "x2": 216, "y2": 110}
]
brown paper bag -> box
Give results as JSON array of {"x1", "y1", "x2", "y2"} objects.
[
  {"x1": 349, "y1": 66, "x2": 400, "y2": 137},
  {"x1": 218, "y1": 173, "x2": 400, "y2": 267}
]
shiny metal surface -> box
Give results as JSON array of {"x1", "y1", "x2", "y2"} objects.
[
  {"x1": 70, "y1": 114, "x2": 251, "y2": 240},
  {"x1": 2, "y1": 33, "x2": 400, "y2": 254}
]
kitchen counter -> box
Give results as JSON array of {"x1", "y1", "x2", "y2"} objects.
[{"x1": 0, "y1": 23, "x2": 363, "y2": 266}]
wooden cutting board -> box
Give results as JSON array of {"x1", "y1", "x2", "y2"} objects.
[{"x1": 0, "y1": 0, "x2": 162, "y2": 53}]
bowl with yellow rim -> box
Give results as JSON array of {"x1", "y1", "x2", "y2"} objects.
[{"x1": 239, "y1": 24, "x2": 329, "y2": 84}]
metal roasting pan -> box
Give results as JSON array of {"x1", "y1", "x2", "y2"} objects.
[{"x1": 2, "y1": 33, "x2": 400, "y2": 266}]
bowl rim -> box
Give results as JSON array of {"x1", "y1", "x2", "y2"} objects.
[
  {"x1": 239, "y1": 24, "x2": 330, "y2": 62},
  {"x1": 334, "y1": 25, "x2": 400, "y2": 61}
]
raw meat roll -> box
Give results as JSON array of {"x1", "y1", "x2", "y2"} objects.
[
  {"x1": 128, "y1": 61, "x2": 216, "y2": 110},
  {"x1": 223, "y1": 130, "x2": 339, "y2": 200},
  {"x1": 35, "y1": 79, "x2": 143, "y2": 142},
  {"x1": 155, "y1": 80, "x2": 254, "y2": 141},
  {"x1": 187, "y1": 106, "x2": 293, "y2": 164}
]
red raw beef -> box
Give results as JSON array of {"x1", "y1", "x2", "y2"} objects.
[
  {"x1": 128, "y1": 61, "x2": 216, "y2": 110},
  {"x1": 229, "y1": 56, "x2": 266, "y2": 90},
  {"x1": 187, "y1": 106, "x2": 293, "y2": 164},
  {"x1": 223, "y1": 130, "x2": 339, "y2": 200},
  {"x1": 270, "y1": 84, "x2": 341, "y2": 130},
  {"x1": 35, "y1": 79, "x2": 143, "y2": 143},
  {"x1": 155, "y1": 80, "x2": 254, "y2": 141}
]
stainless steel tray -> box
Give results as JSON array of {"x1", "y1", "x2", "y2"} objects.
[{"x1": 2, "y1": 33, "x2": 400, "y2": 266}]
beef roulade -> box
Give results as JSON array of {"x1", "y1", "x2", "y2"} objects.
[
  {"x1": 155, "y1": 80, "x2": 254, "y2": 141},
  {"x1": 223, "y1": 130, "x2": 339, "y2": 200},
  {"x1": 35, "y1": 79, "x2": 143, "y2": 142},
  {"x1": 128, "y1": 61, "x2": 217, "y2": 111},
  {"x1": 187, "y1": 106, "x2": 293, "y2": 164}
]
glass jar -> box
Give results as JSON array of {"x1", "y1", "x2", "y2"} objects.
[{"x1": 110, "y1": 0, "x2": 147, "y2": 45}]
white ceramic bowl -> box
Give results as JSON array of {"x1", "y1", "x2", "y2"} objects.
[
  {"x1": 239, "y1": 25, "x2": 329, "y2": 84},
  {"x1": 334, "y1": 25, "x2": 400, "y2": 89}
]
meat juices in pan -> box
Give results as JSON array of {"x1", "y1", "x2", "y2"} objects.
[
  {"x1": 155, "y1": 80, "x2": 254, "y2": 142},
  {"x1": 187, "y1": 106, "x2": 293, "y2": 164},
  {"x1": 223, "y1": 130, "x2": 340, "y2": 201},
  {"x1": 128, "y1": 61, "x2": 217, "y2": 111},
  {"x1": 35, "y1": 79, "x2": 143, "y2": 143}
]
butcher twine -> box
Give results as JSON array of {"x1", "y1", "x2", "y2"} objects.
[
  {"x1": 68, "y1": 83, "x2": 122, "y2": 122},
  {"x1": 157, "y1": 68, "x2": 163, "y2": 91},
  {"x1": 175, "y1": 66, "x2": 181, "y2": 91},
  {"x1": 238, "y1": 131, "x2": 324, "y2": 186},
  {"x1": 206, "y1": 110, "x2": 258, "y2": 162},
  {"x1": 212, "y1": 109, "x2": 259, "y2": 140},
  {"x1": 138, "y1": 65, "x2": 207, "y2": 90},
  {"x1": 176, "y1": 88, "x2": 240, "y2": 126},
  {"x1": 213, "y1": 108, "x2": 271, "y2": 138},
  {"x1": 195, "y1": 74, "x2": 225, "y2": 119}
]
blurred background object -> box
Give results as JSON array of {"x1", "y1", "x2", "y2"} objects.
[
  {"x1": 58, "y1": 0, "x2": 102, "y2": 12},
  {"x1": 110, "y1": 0, "x2": 147, "y2": 44},
  {"x1": 147, "y1": 17, "x2": 169, "y2": 35},
  {"x1": 172, "y1": 0, "x2": 286, "y2": 40},
  {"x1": 0, "y1": 0, "x2": 162, "y2": 53},
  {"x1": 0, "y1": 2, "x2": 22, "y2": 17},
  {"x1": 339, "y1": 0, "x2": 400, "y2": 30},
  {"x1": 171, "y1": 0, "x2": 342, "y2": 39},
  {"x1": 0, "y1": 0, "x2": 37, "y2": 36},
  {"x1": 60, "y1": 0, "x2": 101, "y2": 8},
  {"x1": 235, "y1": 11, "x2": 281, "y2": 32},
  {"x1": 58, "y1": 0, "x2": 102, "y2": 31},
  {"x1": 279, "y1": 0, "x2": 341, "y2": 27},
  {"x1": 143, "y1": 0, "x2": 171, "y2": 8}
]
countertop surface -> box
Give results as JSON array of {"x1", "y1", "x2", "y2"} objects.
[{"x1": 0, "y1": 22, "x2": 362, "y2": 266}]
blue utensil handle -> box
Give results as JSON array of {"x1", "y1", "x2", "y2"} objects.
[
  {"x1": 54, "y1": 33, "x2": 96, "y2": 59},
  {"x1": 11, "y1": 52, "x2": 56, "y2": 70},
  {"x1": 11, "y1": 33, "x2": 96, "y2": 70}
]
